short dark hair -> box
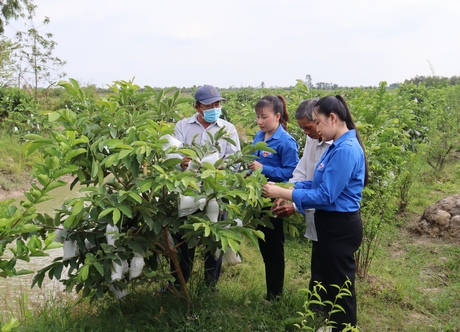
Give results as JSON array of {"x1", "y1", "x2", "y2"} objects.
[{"x1": 295, "y1": 98, "x2": 319, "y2": 121}]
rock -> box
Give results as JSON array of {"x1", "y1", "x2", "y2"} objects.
[
  {"x1": 439, "y1": 194, "x2": 460, "y2": 215},
  {"x1": 449, "y1": 215, "x2": 460, "y2": 238},
  {"x1": 433, "y1": 210, "x2": 451, "y2": 227},
  {"x1": 415, "y1": 195, "x2": 460, "y2": 239}
]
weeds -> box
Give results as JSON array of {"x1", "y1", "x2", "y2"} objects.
[
  {"x1": 294, "y1": 280, "x2": 360, "y2": 332},
  {"x1": 0, "y1": 131, "x2": 41, "y2": 191}
]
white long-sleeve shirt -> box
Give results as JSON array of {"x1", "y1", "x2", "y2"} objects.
[
  {"x1": 291, "y1": 136, "x2": 332, "y2": 240},
  {"x1": 291, "y1": 136, "x2": 332, "y2": 183},
  {"x1": 173, "y1": 113, "x2": 241, "y2": 159}
]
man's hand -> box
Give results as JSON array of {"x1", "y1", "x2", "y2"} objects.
[
  {"x1": 181, "y1": 156, "x2": 192, "y2": 170},
  {"x1": 271, "y1": 202, "x2": 295, "y2": 218},
  {"x1": 272, "y1": 198, "x2": 287, "y2": 207}
]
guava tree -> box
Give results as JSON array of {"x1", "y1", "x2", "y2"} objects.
[
  {"x1": 0, "y1": 165, "x2": 64, "y2": 282},
  {"x1": 24, "y1": 78, "x2": 273, "y2": 304}
]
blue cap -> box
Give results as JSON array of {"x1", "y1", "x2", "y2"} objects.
[{"x1": 194, "y1": 85, "x2": 225, "y2": 105}]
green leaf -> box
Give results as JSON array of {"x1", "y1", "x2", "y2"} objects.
[
  {"x1": 235, "y1": 173, "x2": 245, "y2": 186},
  {"x1": 44, "y1": 242, "x2": 63, "y2": 250},
  {"x1": 37, "y1": 174, "x2": 50, "y2": 186},
  {"x1": 63, "y1": 214, "x2": 76, "y2": 228},
  {"x1": 204, "y1": 224, "x2": 211, "y2": 237},
  {"x1": 103, "y1": 154, "x2": 118, "y2": 167},
  {"x1": 93, "y1": 262, "x2": 104, "y2": 276},
  {"x1": 32, "y1": 270, "x2": 46, "y2": 288},
  {"x1": 227, "y1": 238, "x2": 240, "y2": 254},
  {"x1": 72, "y1": 199, "x2": 84, "y2": 215},
  {"x1": 219, "y1": 229, "x2": 242, "y2": 241},
  {"x1": 127, "y1": 241, "x2": 145, "y2": 255},
  {"x1": 118, "y1": 149, "x2": 132, "y2": 159},
  {"x1": 45, "y1": 180, "x2": 67, "y2": 192},
  {"x1": 15, "y1": 224, "x2": 41, "y2": 233},
  {"x1": 112, "y1": 208, "x2": 121, "y2": 223},
  {"x1": 98, "y1": 208, "x2": 115, "y2": 220},
  {"x1": 52, "y1": 166, "x2": 79, "y2": 179},
  {"x1": 53, "y1": 263, "x2": 64, "y2": 280},
  {"x1": 220, "y1": 236, "x2": 228, "y2": 252},
  {"x1": 253, "y1": 141, "x2": 276, "y2": 153},
  {"x1": 152, "y1": 165, "x2": 165, "y2": 175},
  {"x1": 138, "y1": 179, "x2": 153, "y2": 192},
  {"x1": 118, "y1": 205, "x2": 133, "y2": 218},
  {"x1": 163, "y1": 158, "x2": 182, "y2": 167},
  {"x1": 80, "y1": 265, "x2": 89, "y2": 281},
  {"x1": 129, "y1": 192, "x2": 143, "y2": 204},
  {"x1": 48, "y1": 112, "x2": 61, "y2": 122},
  {"x1": 64, "y1": 148, "x2": 88, "y2": 161},
  {"x1": 2, "y1": 317, "x2": 19, "y2": 331},
  {"x1": 152, "y1": 217, "x2": 161, "y2": 234},
  {"x1": 178, "y1": 148, "x2": 197, "y2": 158}
]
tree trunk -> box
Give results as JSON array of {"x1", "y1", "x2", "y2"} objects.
[{"x1": 162, "y1": 226, "x2": 191, "y2": 304}]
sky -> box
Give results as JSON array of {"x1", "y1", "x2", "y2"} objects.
[{"x1": 4, "y1": 0, "x2": 460, "y2": 89}]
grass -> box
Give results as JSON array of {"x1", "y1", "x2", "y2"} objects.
[
  {"x1": 357, "y1": 231, "x2": 460, "y2": 330},
  {"x1": 3, "y1": 228, "x2": 459, "y2": 331}
]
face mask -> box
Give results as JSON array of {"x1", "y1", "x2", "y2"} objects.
[{"x1": 201, "y1": 107, "x2": 222, "y2": 123}]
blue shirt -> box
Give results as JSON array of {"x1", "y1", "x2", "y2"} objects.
[
  {"x1": 252, "y1": 125, "x2": 299, "y2": 182},
  {"x1": 292, "y1": 129, "x2": 365, "y2": 213}
]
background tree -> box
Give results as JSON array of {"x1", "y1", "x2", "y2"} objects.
[
  {"x1": 304, "y1": 74, "x2": 313, "y2": 89},
  {"x1": 11, "y1": 2, "x2": 66, "y2": 100},
  {"x1": 0, "y1": 35, "x2": 17, "y2": 84},
  {"x1": 0, "y1": 0, "x2": 31, "y2": 34}
]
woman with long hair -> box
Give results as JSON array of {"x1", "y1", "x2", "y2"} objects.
[{"x1": 249, "y1": 95, "x2": 299, "y2": 302}]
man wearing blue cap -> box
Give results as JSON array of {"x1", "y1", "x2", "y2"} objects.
[
  {"x1": 175, "y1": 84, "x2": 240, "y2": 170},
  {"x1": 170, "y1": 85, "x2": 241, "y2": 290}
]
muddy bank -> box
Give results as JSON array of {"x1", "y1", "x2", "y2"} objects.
[
  {"x1": 0, "y1": 175, "x2": 76, "y2": 202},
  {"x1": 0, "y1": 187, "x2": 26, "y2": 201}
]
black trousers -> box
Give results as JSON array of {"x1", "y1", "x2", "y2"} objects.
[
  {"x1": 258, "y1": 216, "x2": 285, "y2": 301},
  {"x1": 309, "y1": 210, "x2": 362, "y2": 331},
  {"x1": 170, "y1": 233, "x2": 222, "y2": 287}
]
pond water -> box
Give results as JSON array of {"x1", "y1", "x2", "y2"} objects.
[{"x1": 1, "y1": 183, "x2": 82, "y2": 317}]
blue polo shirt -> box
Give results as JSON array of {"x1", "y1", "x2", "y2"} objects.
[
  {"x1": 252, "y1": 125, "x2": 299, "y2": 182},
  {"x1": 292, "y1": 129, "x2": 365, "y2": 213}
]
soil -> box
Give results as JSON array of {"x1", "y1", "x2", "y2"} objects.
[
  {"x1": 0, "y1": 175, "x2": 76, "y2": 202},
  {"x1": 0, "y1": 189, "x2": 23, "y2": 201},
  {"x1": 0, "y1": 183, "x2": 31, "y2": 201}
]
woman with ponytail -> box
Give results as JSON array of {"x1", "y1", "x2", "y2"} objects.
[
  {"x1": 262, "y1": 95, "x2": 368, "y2": 330},
  {"x1": 249, "y1": 95, "x2": 299, "y2": 302}
]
